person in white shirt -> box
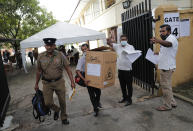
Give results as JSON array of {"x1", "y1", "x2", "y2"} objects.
[
  {"x1": 107, "y1": 34, "x2": 135, "y2": 106},
  {"x1": 150, "y1": 24, "x2": 178, "y2": 111},
  {"x1": 76, "y1": 44, "x2": 102, "y2": 117}
]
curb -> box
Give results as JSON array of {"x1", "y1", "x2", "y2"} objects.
[{"x1": 174, "y1": 93, "x2": 193, "y2": 105}]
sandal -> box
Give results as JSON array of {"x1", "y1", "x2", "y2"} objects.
[{"x1": 156, "y1": 106, "x2": 172, "y2": 111}]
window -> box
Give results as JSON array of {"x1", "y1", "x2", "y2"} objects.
[
  {"x1": 93, "y1": 0, "x2": 100, "y2": 17},
  {"x1": 84, "y1": 5, "x2": 92, "y2": 24}
]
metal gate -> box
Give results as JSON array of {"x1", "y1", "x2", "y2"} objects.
[
  {"x1": 121, "y1": 0, "x2": 155, "y2": 94},
  {"x1": 0, "y1": 44, "x2": 11, "y2": 127}
]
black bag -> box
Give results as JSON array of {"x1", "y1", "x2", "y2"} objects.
[
  {"x1": 75, "y1": 72, "x2": 86, "y2": 87},
  {"x1": 32, "y1": 90, "x2": 51, "y2": 122}
]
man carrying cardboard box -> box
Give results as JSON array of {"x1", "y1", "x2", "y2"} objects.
[
  {"x1": 76, "y1": 44, "x2": 102, "y2": 117},
  {"x1": 107, "y1": 34, "x2": 135, "y2": 106}
]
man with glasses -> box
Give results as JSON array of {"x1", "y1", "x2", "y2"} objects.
[{"x1": 150, "y1": 24, "x2": 178, "y2": 111}]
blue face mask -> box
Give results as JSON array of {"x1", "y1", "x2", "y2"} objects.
[{"x1": 121, "y1": 41, "x2": 127, "y2": 46}]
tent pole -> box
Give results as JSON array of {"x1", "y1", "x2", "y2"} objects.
[{"x1": 87, "y1": 40, "x2": 90, "y2": 50}]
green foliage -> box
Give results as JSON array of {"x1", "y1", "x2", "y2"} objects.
[{"x1": 0, "y1": 0, "x2": 57, "y2": 51}]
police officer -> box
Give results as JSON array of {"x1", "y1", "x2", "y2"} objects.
[{"x1": 34, "y1": 38, "x2": 75, "y2": 125}]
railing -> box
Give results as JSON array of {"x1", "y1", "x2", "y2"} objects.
[{"x1": 121, "y1": 0, "x2": 155, "y2": 94}]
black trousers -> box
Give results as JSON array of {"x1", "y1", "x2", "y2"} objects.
[
  {"x1": 30, "y1": 57, "x2": 33, "y2": 65},
  {"x1": 118, "y1": 70, "x2": 133, "y2": 102},
  {"x1": 87, "y1": 86, "x2": 101, "y2": 112},
  {"x1": 74, "y1": 53, "x2": 79, "y2": 65}
]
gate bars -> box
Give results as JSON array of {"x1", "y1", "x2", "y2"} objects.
[
  {"x1": 121, "y1": 0, "x2": 155, "y2": 94},
  {"x1": 0, "y1": 50, "x2": 11, "y2": 127}
]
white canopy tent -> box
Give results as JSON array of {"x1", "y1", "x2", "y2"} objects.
[{"x1": 20, "y1": 22, "x2": 106, "y2": 73}]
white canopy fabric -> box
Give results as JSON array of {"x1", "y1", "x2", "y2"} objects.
[{"x1": 20, "y1": 22, "x2": 106, "y2": 73}]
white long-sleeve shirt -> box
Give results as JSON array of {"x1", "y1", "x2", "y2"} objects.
[{"x1": 113, "y1": 43, "x2": 135, "y2": 71}]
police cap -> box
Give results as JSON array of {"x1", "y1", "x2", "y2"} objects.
[{"x1": 43, "y1": 38, "x2": 56, "y2": 45}]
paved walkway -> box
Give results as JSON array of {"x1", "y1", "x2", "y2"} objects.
[{"x1": 5, "y1": 65, "x2": 193, "y2": 131}]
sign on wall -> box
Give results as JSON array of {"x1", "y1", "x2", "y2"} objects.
[
  {"x1": 180, "y1": 19, "x2": 190, "y2": 37},
  {"x1": 164, "y1": 13, "x2": 180, "y2": 38}
]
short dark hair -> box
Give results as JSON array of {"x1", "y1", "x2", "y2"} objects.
[
  {"x1": 71, "y1": 46, "x2": 74, "y2": 49},
  {"x1": 120, "y1": 34, "x2": 128, "y2": 39},
  {"x1": 81, "y1": 43, "x2": 89, "y2": 48},
  {"x1": 160, "y1": 24, "x2": 171, "y2": 33}
]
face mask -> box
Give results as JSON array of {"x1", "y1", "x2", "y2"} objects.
[
  {"x1": 160, "y1": 34, "x2": 169, "y2": 40},
  {"x1": 121, "y1": 41, "x2": 127, "y2": 46},
  {"x1": 83, "y1": 52, "x2": 86, "y2": 55}
]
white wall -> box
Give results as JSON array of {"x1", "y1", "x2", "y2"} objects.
[
  {"x1": 83, "y1": 6, "x2": 118, "y2": 30},
  {"x1": 81, "y1": 0, "x2": 192, "y2": 31}
]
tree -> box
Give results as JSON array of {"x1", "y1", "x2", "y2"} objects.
[{"x1": 0, "y1": 0, "x2": 57, "y2": 53}]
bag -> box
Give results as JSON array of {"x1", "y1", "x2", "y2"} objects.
[
  {"x1": 75, "y1": 72, "x2": 86, "y2": 87},
  {"x1": 32, "y1": 90, "x2": 51, "y2": 122}
]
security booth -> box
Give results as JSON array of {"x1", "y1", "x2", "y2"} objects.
[{"x1": 0, "y1": 38, "x2": 17, "y2": 127}]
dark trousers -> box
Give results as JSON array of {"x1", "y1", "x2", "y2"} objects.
[
  {"x1": 118, "y1": 70, "x2": 133, "y2": 102},
  {"x1": 87, "y1": 86, "x2": 101, "y2": 112},
  {"x1": 30, "y1": 57, "x2": 33, "y2": 65},
  {"x1": 74, "y1": 53, "x2": 79, "y2": 65}
]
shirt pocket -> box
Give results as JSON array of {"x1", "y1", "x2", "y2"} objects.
[
  {"x1": 40, "y1": 60, "x2": 49, "y2": 70},
  {"x1": 53, "y1": 58, "x2": 62, "y2": 68}
]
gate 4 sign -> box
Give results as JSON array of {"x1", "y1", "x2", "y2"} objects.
[{"x1": 164, "y1": 13, "x2": 180, "y2": 38}]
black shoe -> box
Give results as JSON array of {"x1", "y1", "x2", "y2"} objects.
[
  {"x1": 94, "y1": 111, "x2": 98, "y2": 117},
  {"x1": 125, "y1": 101, "x2": 132, "y2": 106},
  {"x1": 118, "y1": 99, "x2": 127, "y2": 103},
  {"x1": 94, "y1": 108, "x2": 99, "y2": 117},
  {"x1": 172, "y1": 105, "x2": 177, "y2": 108},
  {"x1": 98, "y1": 102, "x2": 102, "y2": 108},
  {"x1": 62, "y1": 119, "x2": 69, "y2": 125},
  {"x1": 54, "y1": 111, "x2": 59, "y2": 120}
]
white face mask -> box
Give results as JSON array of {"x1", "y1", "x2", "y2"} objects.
[
  {"x1": 121, "y1": 41, "x2": 127, "y2": 46},
  {"x1": 83, "y1": 52, "x2": 86, "y2": 55}
]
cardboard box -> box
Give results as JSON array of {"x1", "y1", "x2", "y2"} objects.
[{"x1": 85, "y1": 46, "x2": 117, "y2": 88}]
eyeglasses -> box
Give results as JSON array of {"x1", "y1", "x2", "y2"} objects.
[{"x1": 160, "y1": 30, "x2": 166, "y2": 33}]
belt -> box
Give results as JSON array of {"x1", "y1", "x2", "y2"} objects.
[
  {"x1": 118, "y1": 69, "x2": 132, "y2": 72},
  {"x1": 42, "y1": 76, "x2": 62, "y2": 82}
]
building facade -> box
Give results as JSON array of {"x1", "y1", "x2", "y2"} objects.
[{"x1": 71, "y1": 0, "x2": 193, "y2": 44}]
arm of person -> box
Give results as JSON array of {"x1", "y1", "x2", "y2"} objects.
[
  {"x1": 130, "y1": 45, "x2": 135, "y2": 51},
  {"x1": 106, "y1": 38, "x2": 118, "y2": 51},
  {"x1": 34, "y1": 59, "x2": 42, "y2": 91},
  {"x1": 76, "y1": 57, "x2": 90, "y2": 85},
  {"x1": 60, "y1": 52, "x2": 75, "y2": 89},
  {"x1": 34, "y1": 68, "x2": 41, "y2": 91},
  {"x1": 106, "y1": 38, "x2": 113, "y2": 47},
  {"x1": 76, "y1": 70, "x2": 90, "y2": 85},
  {"x1": 150, "y1": 37, "x2": 172, "y2": 47},
  {"x1": 64, "y1": 65, "x2": 75, "y2": 89},
  {"x1": 76, "y1": 70, "x2": 85, "y2": 81}
]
